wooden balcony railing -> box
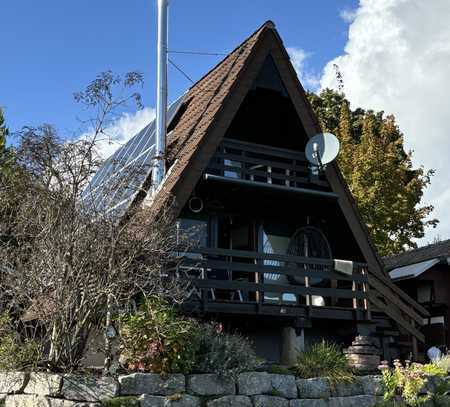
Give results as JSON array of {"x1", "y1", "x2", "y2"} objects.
[
  {"x1": 205, "y1": 138, "x2": 329, "y2": 189},
  {"x1": 178, "y1": 247, "x2": 370, "y2": 320}
]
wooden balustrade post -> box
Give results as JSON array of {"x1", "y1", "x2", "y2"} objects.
[
  {"x1": 411, "y1": 317, "x2": 419, "y2": 360},
  {"x1": 361, "y1": 268, "x2": 371, "y2": 320},
  {"x1": 331, "y1": 278, "x2": 337, "y2": 306},
  {"x1": 352, "y1": 279, "x2": 358, "y2": 310},
  {"x1": 305, "y1": 275, "x2": 311, "y2": 307}
]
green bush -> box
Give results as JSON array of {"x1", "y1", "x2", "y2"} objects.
[
  {"x1": 379, "y1": 359, "x2": 449, "y2": 407},
  {"x1": 0, "y1": 313, "x2": 42, "y2": 371},
  {"x1": 293, "y1": 341, "x2": 354, "y2": 386},
  {"x1": 117, "y1": 297, "x2": 199, "y2": 374},
  {"x1": 431, "y1": 355, "x2": 450, "y2": 375},
  {"x1": 421, "y1": 363, "x2": 447, "y2": 377},
  {"x1": 118, "y1": 300, "x2": 259, "y2": 377},
  {"x1": 191, "y1": 322, "x2": 259, "y2": 378}
]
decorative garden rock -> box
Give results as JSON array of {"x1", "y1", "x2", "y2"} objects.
[
  {"x1": 119, "y1": 373, "x2": 185, "y2": 396},
  {"x1": 328, "y1": 395, "x2": 380, "y2": 407},
  {"x1": 0, "y1": 372, "x2": 28, "y2": 394},
  {"x1": 237, "y1": 373, "x2": 271, "y2": 396},
  {"x1": 269, "y1": 374, "x2": 297, "y2": 399},
  {"x1": 139, "y1": 394, "x2": 200, "y2": 407},
  {"x1": 25, "y1": 373, "x2": 62, "y2": 396},
  {"x1": 290, "y1": 399, "x2": 328, "y2": 407},
  {"x1": 296, "y1": 378, "x2": 331, "y2": 399},
  {"x1": 357, "y1": 375, "x2": 384, "y2": 396},
  {"x1": 187, "y1": 374, "x2": 235, "y2": 396},
  {"x1": 206, "y1": 396, "x2": 252, "y2": 407},
  {"x1": 61, "y1": 375, "x2": 118, "y2": 402},
  {"x1": 252, "y1": 395, "x2": 289, "y2": 407}
]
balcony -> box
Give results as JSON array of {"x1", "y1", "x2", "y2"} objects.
[
  {"x1": 179, "y1": 247, "x2": 370, "y2": 321},
  {"x1": 204, "y1": 138, "x2": 336, "y2": 199}
]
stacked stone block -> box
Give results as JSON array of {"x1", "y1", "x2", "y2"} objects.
[
  {"x1": 344, "y1": 336, "x2": 381, "y2": 372},
  {"x1": 0, "y1": 371, "x2": 392, "y2": 407}
]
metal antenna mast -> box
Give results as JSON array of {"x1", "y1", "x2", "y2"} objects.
[{"x1": 152, "y1": 0, "x2": 169, "y2": 194}]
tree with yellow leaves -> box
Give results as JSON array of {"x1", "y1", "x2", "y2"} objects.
[{"x1": 307, "y1": 89, "x2": 437, "y2": 256}]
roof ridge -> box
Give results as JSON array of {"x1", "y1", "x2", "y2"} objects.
[
  {"x1": 184, "y1": 20, "x2": 275, "y2": 93},
  {"x1": 385, "y1": 238, "x2": 450, "y2": 260}
]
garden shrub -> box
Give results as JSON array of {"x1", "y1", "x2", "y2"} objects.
[
  {"x1": 430, "y1": 380, "x2": 450, "y2": 407},
  {"x1": 117, "y1": 297, "x2": 199, "y2": 374},
  {"x1": 191, "y1": 322, "x2": 259, "y2": 378},
  {"x1": 379, "y1": 359, "x2": 450, "y2": 407},
  {"x1": 293, "y1": 341, "x2": 354, "y2": 386},
  {"x1": 0, "y1": 312, "x2": 42, "y2": 371},
  {"x1": 118, "y1": 301, "x2": 257, "y2": 376},
  {"x1": 432, "y1": 355, "x2": 450, "y2": 375}
]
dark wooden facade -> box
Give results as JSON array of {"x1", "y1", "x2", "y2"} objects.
[{"x1": 145, "y1": 21, "x2": 429, "y2": 362}]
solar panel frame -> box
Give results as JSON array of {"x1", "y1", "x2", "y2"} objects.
[{"x1": 81, "y1": 94, "x2": 185, "y2": 218}]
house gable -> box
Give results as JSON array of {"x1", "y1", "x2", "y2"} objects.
[{"x1": 145, "y1": 21, "x2": 429, "y2": 342}]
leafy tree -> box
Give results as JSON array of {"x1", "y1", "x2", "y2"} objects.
[
  {"x1": 0, "y1": 108, "x2": 8, "y2": 148},
  {"x1": 0, "y1": 107, "x2": 13, "y2": 181},
  {"x1": 0, "y1": 72, "x2": 191, "y2": 373},
  {"x1": 307, "y1": 89, "x2": 437, "y2": 256},
  {"x1": 0, "y1": 108, "x2": 23, "y2": 243}
]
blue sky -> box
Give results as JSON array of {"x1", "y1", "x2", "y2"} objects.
[
  {"x1": 2, "y1": 0, "x2": 449, "y2": 244},
  {"x1": 1, "y1": 0, "x2": 355, "y2": 134}
]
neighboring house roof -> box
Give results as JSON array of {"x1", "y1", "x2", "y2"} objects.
[
  {"x1": 86, "y1": 21, "x2": 429, "y2": 341},
  {"x1": 389, "y1": 258, "x2": 441, "y2": 281},
  {"x1": 385, "y1": 239, "x2": 450, "y2": 270}
]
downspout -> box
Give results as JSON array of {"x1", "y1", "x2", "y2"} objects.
[{"x1": 151, "y1": 0, "x2": 169, "y2": 195}]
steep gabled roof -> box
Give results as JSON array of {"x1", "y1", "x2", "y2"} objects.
[
  {"x1": 148, "y1": 21, "x2": 272, "y2": 214},
  {"x1": 385, "y1": 239, "x2": 450, "y2": 270},
  {"x1": 143, "y1": 21, "x2": 429, "y2": 341}
]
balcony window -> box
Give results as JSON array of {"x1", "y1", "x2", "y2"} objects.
[
  {"x1": 177, "y1": 217, "x2": 208, "y2": 259},
  {"x1": 261, "y1": 222, "x2": 297, "y2": 304}
]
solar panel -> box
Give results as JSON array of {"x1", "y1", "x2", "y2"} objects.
[{"x1": 81, "y1": 94, "x2": 185, "y2": 218}]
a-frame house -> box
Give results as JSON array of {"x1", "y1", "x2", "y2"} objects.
[{"x1": 86, "y1": 21, "x2": 429, "y2": 363}]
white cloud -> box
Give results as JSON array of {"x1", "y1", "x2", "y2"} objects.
[
  {"x1": 81, "y1": 107, "x2": 155, "y2": 159},
  {"x1": 320, "y1": 0, "x2": 450, "y2": 244},
  {"x1": 339, "y1": 8, "x2": 357, "y2": 23},
  {"x1": 287, "y1": 47, "x2": 320, "y2": 91}
]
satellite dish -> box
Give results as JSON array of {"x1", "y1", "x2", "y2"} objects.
[{"x1": 305, "y1": 133, "x2": 340, "y2": 170}]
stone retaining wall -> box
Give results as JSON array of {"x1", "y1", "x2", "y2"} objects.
[{"x1": 0, "y1": 372, "x2": 388, "y2": 407}]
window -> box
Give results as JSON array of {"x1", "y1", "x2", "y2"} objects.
[
  {"x1": 261, "y1": 222, "x2": 296, "y2": 304},
  {"x1": 177, "y1": 217, "x2": 208, "y2": 252},
  {"x1": 417, "y1": 282, "x2": 433, "y2": 304}
]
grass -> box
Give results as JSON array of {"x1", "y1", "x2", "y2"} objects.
[{"x1": 292, "y1": 341, "x2": 354, "y2": 387}]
